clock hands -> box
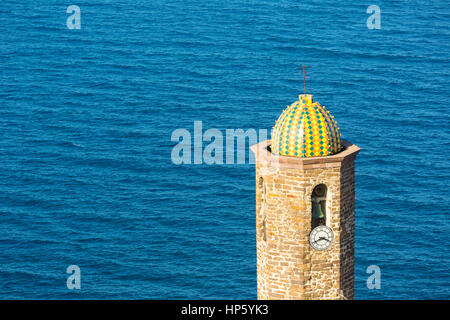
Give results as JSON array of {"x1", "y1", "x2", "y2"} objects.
[{"x1": 314, "y1": 237, "x2": 330, "y2": 244}]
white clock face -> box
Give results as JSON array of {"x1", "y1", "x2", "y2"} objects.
[{"x1": 309, "y1": 226, "x2": 334, "y2": 250}]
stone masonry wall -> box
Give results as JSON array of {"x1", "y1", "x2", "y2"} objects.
[
  {"x1": 339, "y1": 157, "x2": 356, "y2": 299},
  {"x1": 255, "y1": 153, "x2": 357, "y2": 300}
]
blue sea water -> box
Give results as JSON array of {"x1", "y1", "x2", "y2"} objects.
[{"x1": 0, "y1": 0, "x2": 449, "y2": 299}]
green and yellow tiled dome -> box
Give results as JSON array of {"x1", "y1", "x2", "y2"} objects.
[{"x1": 271, "y1": 94, "x2": 342, "y2": 158}]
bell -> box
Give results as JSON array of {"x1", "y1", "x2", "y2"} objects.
[
  {"x1": 312, "y1": 201, "x2": 325, "y2": 219},
  {"x1": 313, "y1": 185, "x2": 326, "y2": 197}
]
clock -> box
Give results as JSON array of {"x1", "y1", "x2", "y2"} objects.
[{"x1": 309, "y1": 225, "x2": 334, "y2": 250}]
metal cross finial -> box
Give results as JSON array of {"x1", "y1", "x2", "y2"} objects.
[{"x1": 296, "y1": 64, "x2": 311, "y2": 94}]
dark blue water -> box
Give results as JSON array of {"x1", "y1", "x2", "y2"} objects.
[{"x1": 1, "y1": 0, "x2": 449, "y2": 299}]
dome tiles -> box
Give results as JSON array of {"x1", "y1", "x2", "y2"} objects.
[{"x1": 271, "y1": 94, "x2": 342, "y2": 158}]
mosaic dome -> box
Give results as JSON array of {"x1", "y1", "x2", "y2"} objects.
[{"x1": 271, "y1": 94, "x2": 342, "y2": 158}]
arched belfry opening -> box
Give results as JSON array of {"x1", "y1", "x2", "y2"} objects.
[
  {"x1": 258, "y1": 177, "x2": 267, "y2": 241},
  {"x1": 311, "y1": 184, "x2": 327, "y2": 229}
]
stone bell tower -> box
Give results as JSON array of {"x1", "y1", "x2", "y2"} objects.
[{"x1": 250, "y1": 94, "x2": 360, "y2": 300}]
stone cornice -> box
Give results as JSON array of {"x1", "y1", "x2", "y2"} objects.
[{"x1": 251, "y1": 139, "x2": 360, "y2": 170}]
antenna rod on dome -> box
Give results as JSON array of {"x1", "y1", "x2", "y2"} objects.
[{"x1": 296, "y1": 64, "x2": 311, "y2": 94}]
